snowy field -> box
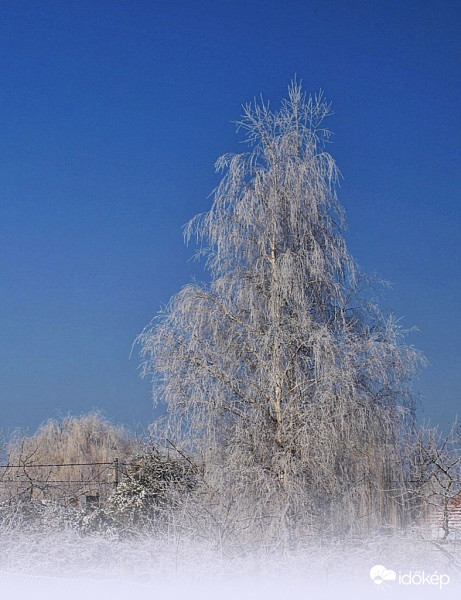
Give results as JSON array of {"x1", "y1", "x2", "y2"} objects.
[
  {"x1": 1, "y1": 529, "x2": 460, "y2": 600},
  {"x1": 0, "y1": 568, "x2": 459, "y2": 600}
]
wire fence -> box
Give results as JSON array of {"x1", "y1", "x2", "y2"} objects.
[{"x1": 0, "y1": 459, "x2": 132, "y2": 507}]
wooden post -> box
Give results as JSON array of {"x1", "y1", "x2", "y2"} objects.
[{"x1": 114, "y1": 458, "x2": 119, "y2": 490}]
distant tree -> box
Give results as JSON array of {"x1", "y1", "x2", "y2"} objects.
[
  {"x1": 138, "y1": 81, "x2": 424, "y2": 543},
  {"x1": 3, "y1": 412, "x2": 137, "y2": 505}
]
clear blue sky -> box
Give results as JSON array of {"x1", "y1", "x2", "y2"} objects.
[{"x1": 1, "y1": 0, "x2": 459, "y2": 435}]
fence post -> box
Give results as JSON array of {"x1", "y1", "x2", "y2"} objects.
[{"x1": 113, "y1": 458, "x2": 119, "y2": 491}]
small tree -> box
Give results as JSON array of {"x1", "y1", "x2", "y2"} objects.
[
  {"x1": 407, "y1": 424, "x2": 461, "y2": 540},
  {"x1": 138, "y1": 81, "x2": 423, "y2": 544}
]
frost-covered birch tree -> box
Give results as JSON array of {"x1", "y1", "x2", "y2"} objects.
[{"x1": 138, "y1": 82, "x2": 423, "y2": 541}]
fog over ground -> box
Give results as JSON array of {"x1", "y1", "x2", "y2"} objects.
[{"x1": 1, "y1": 530, "x2": 460, "y2": 600}]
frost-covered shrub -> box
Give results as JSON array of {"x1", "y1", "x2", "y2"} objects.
[
  {"x1": 0, "y1": 497, "x2": 81, "y2": 533},
  {"x1": 77, "y1": 506, "x2": 121, "y2": 536},
  {"x1": 0, "y1": 497, "x2": 127, "y2": 541},
  {"x1": 107, "y1": 481, "x2": 149, "y2": 524},
  {"x1": 105, "y1": 450, "x2": 196, "y2": 531}
]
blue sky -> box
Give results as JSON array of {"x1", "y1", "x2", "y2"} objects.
[{"x1": 0, "y1": 0, "x2": 459, "y2": 434}]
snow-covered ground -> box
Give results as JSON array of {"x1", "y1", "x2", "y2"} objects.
[
  {"x1": 0, "y1": 569, "x2": 459, "y2": 600},
  {"x1": 1, "y1": 529, "x2": 460, "y2": 599}
]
